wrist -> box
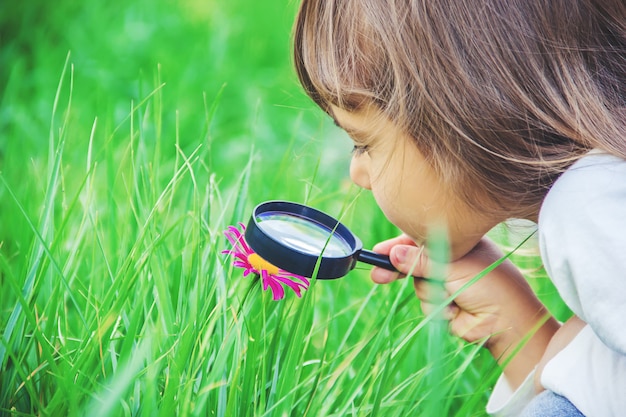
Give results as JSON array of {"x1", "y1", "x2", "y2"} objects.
[{"x1": 487, "y1": 305, "x2": 560, "y2": 390}]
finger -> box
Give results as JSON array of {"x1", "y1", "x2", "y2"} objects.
[
  {"x1": 448, "y1": 313, "x2": 472, "y2": 340},
  {"x1": 372, "y1": 234, "x2": 416, "y2": 255},
  {"x1": 448, "y1": 310, "x2": 486, "y2": 341},
  {"x1": 420, "y1": 301, "x2": 459, "y2": 321},
  {"x1": 413, "y1": 277, "x2": 431, "y2": 300},
  {"x1": 389, "y1": 244, "x2": 429, "y2": 277},
  {"x1": 371, "y1": 238, "x2": 422, "y2": 284},
  {"x1": 420, "y1": 301, "x2": 437, "y2": 316},
  {"x1": 414, "y1": 276, "x2": 449, "y2": 305},
  {"x1": 371, "y1": 266, "x2": 404, "y2": 284}
]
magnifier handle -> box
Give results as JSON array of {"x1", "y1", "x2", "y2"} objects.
[
  {"x1": 358, "y1": 249, "x2": 397, "y2": 272},
  {"x1": 358, "y1": 249, "x2": 432, "y2": 282}
]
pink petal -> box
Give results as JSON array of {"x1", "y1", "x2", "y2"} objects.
[
  {"x1": 273, "y1": 275, "x2": 309, "y2": 297},
  {"x1": 262, "y1": 270, "x2": 285, "y2": 300},
  {"x1": 223, "y1": 226, "x2": 242, "y2": 246},
  {"x1": 223, "y1": 225, "x2": 253, "y2": 256},
  {"x1": 242, "y1": 268, "x2": 256, "y2": 277},
  {"x1": 235, "y1": 224, "x2": 254, "y2": 254},
  {"x1": 278, "y1": 271, "x2": 310, "y2": 287}
]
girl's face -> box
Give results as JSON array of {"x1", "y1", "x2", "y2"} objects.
[{"x1": 331, "y1": 105, "x2": 498, "y2": 260}]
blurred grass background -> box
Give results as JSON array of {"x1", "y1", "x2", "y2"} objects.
[
  {"x1": 0, "y1": 0, "x2": 570, "y2": 415},
  {"x1": 0, "y1": 0, "x2": 344, "y2": 186},
  {"x1": 0, "y1": 0, "x2": 365, "y2": 272}
]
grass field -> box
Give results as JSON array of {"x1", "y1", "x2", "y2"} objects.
[{"x1": 0, "y1": 1, "x2": 571, "y2": 415}]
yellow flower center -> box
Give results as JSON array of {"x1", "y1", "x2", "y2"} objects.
[{"x1": 247, "y1": 253, "x2": 280, "y2": 276}]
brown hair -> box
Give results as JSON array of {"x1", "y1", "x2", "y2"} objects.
[{"x1": 293, "y1": 0, "x2": 626, "y2": 219}]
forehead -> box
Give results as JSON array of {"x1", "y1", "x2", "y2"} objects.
[{"x1": 330, "y1": 105, "x2": 396, "y2": 138}]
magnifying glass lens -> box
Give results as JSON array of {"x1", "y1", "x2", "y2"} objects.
[
  {"x1": 246, "y1": 200, "x2": 398, "y2": 279},
  {"x1": 256, "y1": 211, "x2": 352, "y2": 257}
]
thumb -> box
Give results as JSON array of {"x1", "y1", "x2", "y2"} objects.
[{"x1": 389, "y1": 244, "x2": 429, "y2": 278}]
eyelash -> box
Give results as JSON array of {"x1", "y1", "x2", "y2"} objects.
[{"x1": 352, "y1": 145, "x2": 369, "y2": 155}]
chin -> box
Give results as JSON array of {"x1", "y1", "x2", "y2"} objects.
[
  {"x1": 396, "y1": 225, "x2": 426, "y2": 247},
  {"x1": 448, "y1": 238, "x2": 483, "y2": 261}
]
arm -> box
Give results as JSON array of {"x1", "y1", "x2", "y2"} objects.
[
  {"x1": 534, "y1": 316, "x2": 585, "y2": 392},
  {"x1": 372, "y1": 236, "x2": 560, "y2": 390}
]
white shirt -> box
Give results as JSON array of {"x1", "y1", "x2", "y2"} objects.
[{"x1": 487, "y1": 152, "x2": 626, "y2": 416}]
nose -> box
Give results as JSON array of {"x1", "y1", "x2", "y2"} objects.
[{"x1": 350, "y1": 154, "x2": 372, "y2": 190}]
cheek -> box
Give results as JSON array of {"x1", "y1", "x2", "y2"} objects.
[
  {"x1": 369, "y1": 170, "x2": 435, "y2": 241},
  {"x1": 369, "y1": 161, "x2": 415, "y2": 212},
  {"x1": 369, "y1": 170, "x2": 399, "y2": 210},
  {"x1": 370, "y1": 179, "x2": 412, "y2": 227}
]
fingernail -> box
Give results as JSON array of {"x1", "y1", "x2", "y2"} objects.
[{"x1": 393, "y1": 245, "x2": 409, "y2": 265}]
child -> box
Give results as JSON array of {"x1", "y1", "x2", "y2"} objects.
[{"x1": 293, "y1": 1, "x2": 625, "y2": 415}]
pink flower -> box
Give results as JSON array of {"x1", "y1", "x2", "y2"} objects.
[{"x1": 222, "y1": 223, "x2": 310, "y2": 300}]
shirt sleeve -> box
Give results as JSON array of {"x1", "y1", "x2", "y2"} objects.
[
  {"x1": 541, "y1": 325, "x2": 626, "y2": 417},
  {"x1": 538, "y1": 153, "x2": 626, "y2": 354},
  {"x1": 486, "y1": 370, "x2": 536, "y2": 416}
]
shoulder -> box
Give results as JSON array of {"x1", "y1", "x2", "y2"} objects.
[
  {"x1": 538, "y1": 151, "x2": 626, "y2": 268},
  {"x1": 540, "y1": 151, "x2": 626, "y2": 220},
  {"x1": 538, "y1": 150, "x2": 626, "y2": 267}
]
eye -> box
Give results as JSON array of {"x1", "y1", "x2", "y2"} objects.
[{"x1": 351, "y1": 145, "x2": 369, "y2": 156}]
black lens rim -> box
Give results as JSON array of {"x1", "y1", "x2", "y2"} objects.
[{"x1": 244, "y1": 200, "x2": 362, "y2": 279}]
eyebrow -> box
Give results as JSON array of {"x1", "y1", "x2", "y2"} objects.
[
  {"x1": 331, "y1": 115, "x2": 363, "y2": 138},
  {"x1": 339, "y1": 124, "x2": 369, "y2": 143},
  {"x1": 328, "y1": 109, "x2": 372, "y2": 144},
  {"x1": 328, "y1": 108, "x2": 341, "y2": 128}
]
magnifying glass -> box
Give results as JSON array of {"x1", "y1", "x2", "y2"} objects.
[{"x1": 244, "y1": 200, "x2": 397, "y2": 279}]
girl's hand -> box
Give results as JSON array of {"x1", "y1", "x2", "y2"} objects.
[{"x1": 371, "y1": 235, "x2": 560, "y2": 389}]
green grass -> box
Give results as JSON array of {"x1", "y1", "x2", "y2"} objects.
[{"x1": 0, "y1": 1, "x2": 570, "y2": 416}]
